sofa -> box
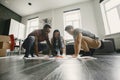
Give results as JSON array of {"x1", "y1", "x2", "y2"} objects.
[
  {"x1": 95, "y1": 38, "x2": 115, "y2": 55},
  {"x1": 30, "y1": 38, "x2": 115, "y2": 55},
  {"x1": 66, "y1": 38, "x2": 116, "y2": 55}
]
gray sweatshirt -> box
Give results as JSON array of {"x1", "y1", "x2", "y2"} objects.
[{"x1": 73, "y1": 28, "x2": 98, "y2": 40}]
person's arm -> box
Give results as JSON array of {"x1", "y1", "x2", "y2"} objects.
[
  {"x1": 34, "y1": 35, "x2": 39, "y2": 57},
  {"x1": 61, "y1": 37, "x2": 66, "y2": 56},
  {"x1": 51, "y1": 38, "x2": 53, "y2": 46},
  {"x1": 73, "y1": 33, "x2": 82, "y2": 58},
  {"x1": 46, "y1": 38, "x2": 53, "y2": 51}
]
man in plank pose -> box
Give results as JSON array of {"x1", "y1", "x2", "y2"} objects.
[{"x1": 65, "y1": 25, "x2": 102, "y2": 58}]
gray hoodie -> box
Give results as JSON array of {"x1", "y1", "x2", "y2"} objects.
[{"x1": 73, "y1": 28, "x2": 98, "y2": 40}]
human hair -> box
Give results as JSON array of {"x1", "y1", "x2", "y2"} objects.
[
  {"x1": 52, "y1": 30, "x2": 62, "y2": 49},
  {"x1": 65, "y1": 25, "x2": 73, "y2": 31},
  {"x1": 43, "y1": 24, "x2": 51, "y2": 29}
]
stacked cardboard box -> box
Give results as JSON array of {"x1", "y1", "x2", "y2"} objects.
[{"x1": 0, "y1": 35, "x2": 10, "y2": 57}]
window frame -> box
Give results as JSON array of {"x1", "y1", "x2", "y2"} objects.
[
  {"x1": 63, "y1": 9, "x2": 82, "y2": 41},
  {"x1": 26, "y1": 17, "x2": 39, "y2": 36},
  {"x1": 101, "y1": 0, "x2": 120, "y2": 35}
]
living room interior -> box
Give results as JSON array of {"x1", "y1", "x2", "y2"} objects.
[{"x1": 0, "y1": 0, "x2": 120, "y2": 80}]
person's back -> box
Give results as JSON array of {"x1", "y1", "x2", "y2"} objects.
[
  {"x1": 28, "y1": 29, "x2": 49, "y2": 42},
  {"x1": 73, "y1": 28, "x2": 97, "y2": 40}
]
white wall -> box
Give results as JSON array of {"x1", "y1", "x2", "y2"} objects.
[
  {"x1": 22, "y1": 1, "x2": 99, "y2": 39},
  {"x1": 22, "y1": 10, "x2": 53, "y2": 38},
  {"x1": 92, "y1": 0, "x2": 105, "y2": 39}
]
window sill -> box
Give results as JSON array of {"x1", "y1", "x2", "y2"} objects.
[{"x1": 105, "y1": 32, "x2": 120, "y2": 37}]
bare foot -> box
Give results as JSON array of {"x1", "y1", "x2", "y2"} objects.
[
  {"x1": 36, "y1": 54, "x2": 40, "y2": 57},
  {"x1": 72, "y1": 54, "x2": 78, "y2": 58},
  {"x1": 56, "y1": 56, "x2": 64, "y2": 58}
]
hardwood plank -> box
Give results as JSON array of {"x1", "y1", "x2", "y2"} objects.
[{"x1": 0, "y1": 55, "x2": 120, "y2": 80}]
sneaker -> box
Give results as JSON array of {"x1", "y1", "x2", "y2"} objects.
[
  {"x1": 81, "y1": 52, "x2": 92, "y2": 57},
  {"x1": 90, "y1": 49, "x2": 95, "y2": 56},
  {"x1": 23, "y1": 57, "x2": 29, "y2": 59},
  {"x1": 31, "y1": 55, "x2": 35, "y2": 57}
]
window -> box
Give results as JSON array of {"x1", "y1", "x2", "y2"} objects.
[
  {"x1": 26, "y1": 18, "x2": 39, "y2": 36},
  {"x1": 63, "y1": 9, "x2": 82, "y2": 40},
  {"x1": 106, "y1": 8, "x2": 120, "y2": 34},
  {"x1": 101, "y1": 0, "x2": 120, "y2": 35}
]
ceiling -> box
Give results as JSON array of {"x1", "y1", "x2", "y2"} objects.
[{"x1": 0, "y1": 0, "x2": 91, "y2": 17}]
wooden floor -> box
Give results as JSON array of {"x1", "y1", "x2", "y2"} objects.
[{"x1": 0, "y1": 54, "x2": 120, "y2": 80}]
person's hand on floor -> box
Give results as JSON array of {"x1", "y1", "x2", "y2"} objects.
[
  {"x1": 36, "y1": 54, "x2": 40, "y2": 57},
  {"x1": 35, "y1": 52, "x2": 40, "y2": 57},
  {"x1": 56, "y1": 56, "x2": 64, "y2": 58},
  {"x1": 72, "y1": 54, "x2": 79, "y2": 58},
  {"x1": 62, "y1": 53, "x2": 66, "y2": 57},
  {"x1": 44, "y1": 55, "x2": 50, "y2": 60}
]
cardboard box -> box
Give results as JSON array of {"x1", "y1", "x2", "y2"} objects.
[
  {"x1": 2, "y1": 42, "x2": 10, "y2": 49},
  {"x1": 0, "y1": 49, "x2": 7, "y2": 57},
  {"x1": 0, "y1": 35, "x2": 10, "y2": 42},
  {"x1": 0, "y1": 42, "x2": 3, "y2": 49},
  {"x1": 0, "y1": 43, "x2": 10, "y2": 57},
  {"x1": 0, "y1": 42, "x2": 10, "y2": 48},
  {"x1": 0, "y1": 35, "x2": 11, "y2": 57}
]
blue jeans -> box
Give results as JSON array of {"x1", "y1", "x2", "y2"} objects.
[
  {"x1": 52, "y1": 48, "x2": 63, "y2": 56},
  {"x1": 22, "y1": 36, "x2": 46, "y2": 57}
]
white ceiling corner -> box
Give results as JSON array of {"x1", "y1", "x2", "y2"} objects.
[{"x1": 0, "y1": 0, "x2": 91, "y2": 16}]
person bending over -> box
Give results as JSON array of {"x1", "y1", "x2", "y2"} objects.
[
  {"x1": 51, "y1": 30, "x2": 66, "y2": 57},
  {"x1": 65, "y1": 25, "x2": 102, "y2": 58},
  {"x1": 22, "y1": 24, "x2": 52, "y2": 58}
]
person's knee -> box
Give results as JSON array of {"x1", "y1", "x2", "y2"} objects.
[
  {"x1": 29, "y1": 36, "x2": 35, "y2": 41},
  {"x1": 28, "y1": 36, "x2": 35, "y2": 44}
]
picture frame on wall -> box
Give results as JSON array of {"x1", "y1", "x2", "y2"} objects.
[{"x1": 39, "y1": 17, "x2": 52, "y2": 27}]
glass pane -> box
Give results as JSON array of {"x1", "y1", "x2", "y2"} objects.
[
  {"x1": 64, "y1": 31, "x2": 73, "y2": 40},
  {"x1": 29, "y1": 27, "x2": 39, "y2": 33},
  {"x1": 73, "y1": 21, "x2": 80, "y2": 28},
  {"x1": 105, "y1": 0, "x2": 120, "y2": 10},
  {"x1": 64, "y1": 10, "x2": 81, "y2": 40},
  {"x1": 27, "y1": 18, "x2": 39, "y2": 36},
  {"x1": 65, "y1": 21, "x2": 72, "y2": 25},
  {"x1": 106, "y1": 8, "x2": 120, "y2": 34},
  {"x1": 65, "y1": 13, "x2": 80, "y2": 21},
  {"x1": 100, "y1": 3, "x2": 110, "y2": 35},
  {"x1": 30, "y1": 19, "x2": 39, "y2": 26}
]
